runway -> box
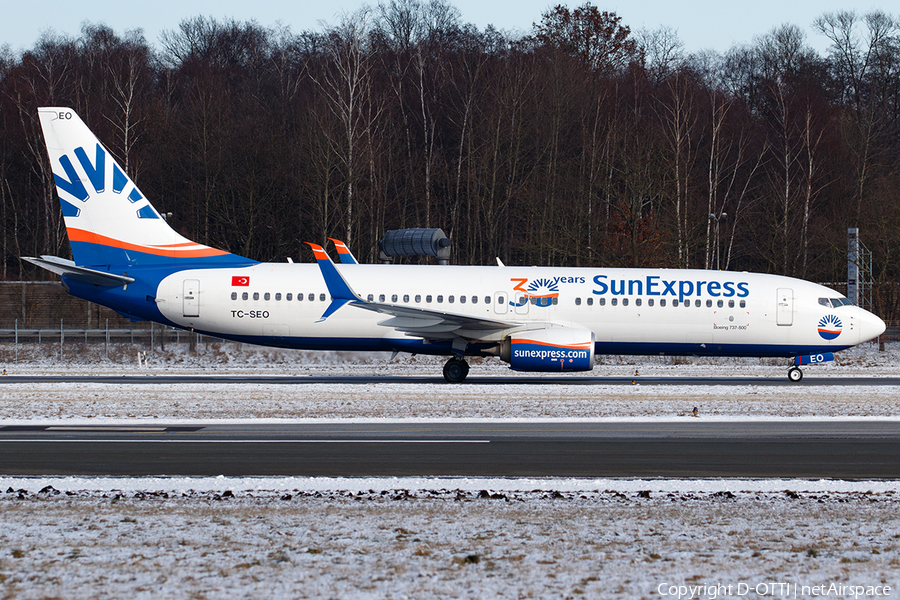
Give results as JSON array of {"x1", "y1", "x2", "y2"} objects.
[
  {"x1": 2, "y1": 421, "x2": 899, "y2": 478},
  {"x1": 2, "y1": 374, "x2": 900, "y2": 386}
]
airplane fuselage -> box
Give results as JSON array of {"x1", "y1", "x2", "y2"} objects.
[{"x1": 112, "y1": 263, "x2": 881, "y2": 359}]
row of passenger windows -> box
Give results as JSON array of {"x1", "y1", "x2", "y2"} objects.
[
  {"x1": 229, "y1": 290, "x2": 745, "y2": 309},
  {"x1": 575, "y1": 297, "x2": 746, "y2": 308},
  {"x1": 367, "y1": 294, "x2": 491, "y2": 304},
  {"x1": 229, "y1": 291, "x2": 494, "y2": 304},
  {"x1": 231, "y1": 292, "x2": 328, "y2": 302}
]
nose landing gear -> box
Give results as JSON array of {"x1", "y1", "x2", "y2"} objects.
[{"x1": 443, "y1": 357, "x2": 470, "y2": 383}]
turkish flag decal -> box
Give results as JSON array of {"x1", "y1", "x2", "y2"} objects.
[{"x1": 232, "y1": 276, "x2": 250, "y2": 286}]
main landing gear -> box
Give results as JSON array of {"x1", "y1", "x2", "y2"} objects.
[
  {"x1": 443, "y1": 357, "x2": 470, "y2": 383},
  {"x1": 787, "y1": 367, "x2": 803, "y2": 382}
]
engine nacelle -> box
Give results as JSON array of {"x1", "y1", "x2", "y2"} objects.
[{"x1": 500, "y1": 327, "x2": 595, "y2": 372}]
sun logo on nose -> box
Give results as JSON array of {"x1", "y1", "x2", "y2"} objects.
[{"x1": 817, "y1": 314, "x2": 842, "y2": 340}]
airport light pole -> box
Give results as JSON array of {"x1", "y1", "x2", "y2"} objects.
[{"x1": 709, "y1": 212, "x2": 727, "y2": 270}]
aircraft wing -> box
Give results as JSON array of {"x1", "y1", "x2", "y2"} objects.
[
  {"x1": 351, "y1": 300, "x2": 517, "y2": 339},
  {"x1": 306, "y1": 242, "x2": 518, "y2": 340}
]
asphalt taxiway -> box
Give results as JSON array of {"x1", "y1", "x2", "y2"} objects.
[{"x1": 2, "y1": 421, "x2": 899, "y2": 478}]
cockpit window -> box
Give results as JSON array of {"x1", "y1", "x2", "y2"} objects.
[{"x1": 820, "y1": 297, "x2": 853, "y2": 308}]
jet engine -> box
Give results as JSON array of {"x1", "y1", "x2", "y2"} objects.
[{"x1": 499, "y1": 327, "x2": 595, "y2": 372}]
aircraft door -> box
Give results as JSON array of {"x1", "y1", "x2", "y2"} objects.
[
  {"x1": 183, "y1": 279, "x2": 200, "y2": 317},
  {"x1": 493, "y1": 291, "x2": 508, "y2": 315},
  {"x1": 513, "y1": 292, "x2": 529, "y2": 315},
  {"x1": 776, "y1": 288, "x2": 792, "y2": 326}
]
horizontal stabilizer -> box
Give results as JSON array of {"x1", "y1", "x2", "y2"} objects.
[{"x1": 23, "y1": 255, "x2": 134, "y2": 286}]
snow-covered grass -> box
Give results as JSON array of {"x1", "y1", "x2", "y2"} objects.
[
  {"x1": 4, "y1": 381, "x2": 900, "y2": 421},
  {"x1": 1, "y1": 340, "x2": 898, "y2": 420},
  {"x1": 1, "y1": 338, "x2": 897, "y2": 377},
  {"x1": 1, "y1": 485, "x2": 898, "y2": 599}
]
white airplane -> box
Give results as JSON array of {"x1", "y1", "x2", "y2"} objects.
[{"x1": 25, "y1": 107, "x2": 886, "y2": 382}]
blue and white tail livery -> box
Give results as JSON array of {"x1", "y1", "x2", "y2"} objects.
[
  {"x1": 33, "y1": 108, "x2": 248, "y2": 269},
  {"x1": 25, "y1": 107, "x2": 886, "y2": 382}
]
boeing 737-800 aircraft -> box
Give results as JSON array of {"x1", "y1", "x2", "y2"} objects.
[{"x1": 25, "y1": 108, "x2": 886, "y2": 382}]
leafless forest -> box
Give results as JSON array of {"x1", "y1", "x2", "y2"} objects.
[{"x1": 1, "y1": 2, "x2": 899, "y2": 317}]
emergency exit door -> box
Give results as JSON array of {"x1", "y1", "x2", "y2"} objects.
[
  {"x1": 183, "y1": 279, "x2": 200, "y2": 317},
  {"x1": 776, "y1": 288, "x2": 792, "y2": 326}
]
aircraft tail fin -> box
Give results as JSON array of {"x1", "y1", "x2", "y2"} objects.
[
  {"x1": 37, "y1": 107, "x2": 250, "y2": 270},
  {"x1": 306, "y1": 242, "x2": 363, "y2": 321},
  {"x1": 328, "y1": 238, "x2": 359, "y2": 264}
]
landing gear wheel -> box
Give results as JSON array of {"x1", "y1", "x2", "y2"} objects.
[
  {"x1": 787, "y1": 367, "x2": 803, "y2": 382},
  {"x1": 443, "y1": 357, "x2": 470, "y2": 383}
]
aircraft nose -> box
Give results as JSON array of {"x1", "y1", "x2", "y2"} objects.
[{"x1": 858, "y1": 308, "x2": 886, "y2": 344}]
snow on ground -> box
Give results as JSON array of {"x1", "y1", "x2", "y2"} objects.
[
  {"x1": 0, "y1": 486, "x2": 898, "y2": 599},
  {"x1": 0, "y1": 340, "x2": 898, "y2": 420},
  {"x1": 4, "y1": 380, "x2": 900, "y2": 420},
  {"x1": 2, "y1": 342, "x2": 900, "y2": 598},
  {"x1": 1, "y1": 338, "x2": 898, "y2": 377}
]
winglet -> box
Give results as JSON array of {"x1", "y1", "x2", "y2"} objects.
[
  {"x1": 305, "y1": 242, "x2": 361, "y2": 321},
  {"x1": 328, "y1": 238, "x2": 359, "y2": 264}
]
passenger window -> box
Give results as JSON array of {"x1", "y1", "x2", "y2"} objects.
[
  {"x1": 673, "y1": 299, "x2": 679, "y2": 307},
  {"x1": 426, "y1": 295, "x2": 432, "y2": 303},
  {"x1": 694, "y1": 299, "x2": 701, "y2": 307},
  {"x1": 286, "y1": 293, "x2": 292, "y2": 301},
  {"x1": 231, "y1": 292, "x2": 237, "y2": 301},
  {"x1": 587, "y1": 297, "x2": 594, "y2": 306},
  {"x1": 660, "y1": 299, "x2": 666, "y2": 307},
  {"x1": 415, "y1": 295, "x2": 421, "y2": 303},
  {"x1": 622, "y1": 298, "x2": 629, "y2": 306},
  {"x1": 552, "y1": 297, "x2": 558, "y2": 305},
  {"x1": 739, "y1": 300, "x2": 746, "y2": 308},
  {"x1": 717, "y1": 299, "x2": 724, "y2": 308},
  {"x1": 728, "y1": 299, "x2": 735, "y2": 308},
  {"x1": 460, "y1": 296, "x2": 466, "y2": 304},
  {"x1": 635, "y1": 298, "x2": 642, "y2": 307},
  {"x1": 472, "y1": 296, "x2": 478, "y2": 304},
  {"x1": 367, "y1": 294, "x2": 374, "y2": 302},
  {"x1": 648, "y1": 298, "x2": 654, "y2": 307},
  {"x1": 242, "y1": 292, "x2": 248, "y2": 301},
  {"x1": 275, "y1": 293, "x2": 281, "y2": 301},
  {"x1": 449, "y1": 295, "x2": 455, "y2": 303},
  {"x1": 611, "y1": 298, "x2": 618, "y2": 306},
  {"x1": 403, "y1": 294, "x2": 410, "y2": 303},
  {"x1": 706, "y1": 299, "x2": 712, "y2": 308},
  {"x1": 597, "y1": 298, "x2": 604, "y2": 306},
  {"x1": 484, "y1": 297, "x2": 490, "y2": 304},
  {"x1": 576, "y1": 298, "x2": 582, "y2": 306},
  {"x1": 379, "y1": 294, "x2": 385, "y2": 302},
  {"x1": 265, "y1": 292, "x2": 271, "y2": 301},
  {"x1": 437, "y1": 295, "x2": 444, "y2": 303},
  {"x1": 308, "y1": 293, "x2": 315, "y2": 301},
  {"x1": 297, "y1": 293, "x2": 303, "y2": 301},
  {"x1": 253, "y1": 292, "x2": 260, "y2": 301},
  {"x1": 497, "y1": 296, "x2": 505, "y2": 304},
  {"x1": 392, "y1": 294, "x2": 398, "y2": 302}
]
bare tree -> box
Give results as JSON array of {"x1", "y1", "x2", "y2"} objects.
[
  {"x1": 814, "y1": 10, "x2": 899, "y2": 223},
  {"x1": 313, "y1": 9, "x2": 382, "y2": 244}
]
